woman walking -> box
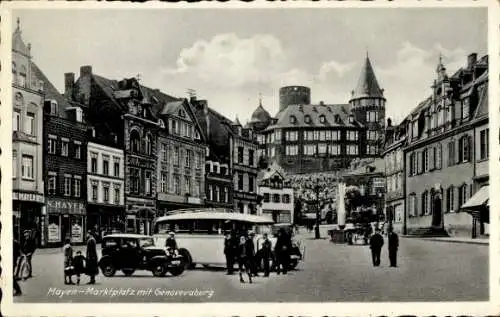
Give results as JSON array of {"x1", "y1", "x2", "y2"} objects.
[{"x1": 85, "y1": 231, "x2": 98, "y2": 284}]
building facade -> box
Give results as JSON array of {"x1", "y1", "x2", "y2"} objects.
[
  {"x1": 155, "y1": 98, "x2": 206, "y2": 214},
  {"x1": 36, "y1": 63, "x2": 88, "y2": 247},
  {"x1": 249, "y1": 56, "x2": 385, "y2": 174},
  {"x1": 382, "y1": 118, "x2": 407, "y2": 234},
  {"x1": 404, "y1": 53, "x2": 488, "y2": 238},
  {"x1": 86, "y1": 137, "x2": 125, "y2": 238},
  {"x1": 257, "y1": 163, "x2": 294, "y2": 224},
  {"x1": 231, "y1": 120, "x2": 259, "y2": 214},
  {"x1": 12, "y1": 20, "x2": 45, "y2": 245}
]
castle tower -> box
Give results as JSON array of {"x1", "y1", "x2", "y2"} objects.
[{"x1": 349, "y1": 54, "x2": 386, "y2": 156}]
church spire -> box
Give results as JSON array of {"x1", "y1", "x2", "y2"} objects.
[
  {"x1": 258, "y1": 92, "x2": 262, "y2": 107},
  {"x1": 436, "y1": 53, "x2": 447, "y2": 81},
  {"x1": 350, "y1": 54, "x2": 385, "y2": 101}
]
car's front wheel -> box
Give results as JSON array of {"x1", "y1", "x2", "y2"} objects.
[
  {"x1": 100, "y1": 260, "x2": 116, "y2": 277},
  {"x1": 121, "y1": 269, "x2": 135, "y2": 276}
]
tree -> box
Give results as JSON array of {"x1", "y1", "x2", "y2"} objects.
[{"x1": 344, "y1": 185, "x2": 364, "y2": 217}]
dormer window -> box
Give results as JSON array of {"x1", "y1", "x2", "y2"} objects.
[
  {"x1": 178, "y1": 109, "x2": 185, "y2": 118},
  {"x1": 19, "y1": 65, "x2": 27, "y2": 88},
  {"x1": 289, "y1": 116, "x2": 297, "y2": 124},
  {"x1": 461, "y1": 98, "x2": 470, "y2": 121},
  {"x1": 75, "y1": 108, "x2": 83, "y2": 123},
  {"x1": 348, "y1": 115, "x2": 354, "y2": 123},
  {"x1": 159, "y1": 119, "x2": 165, "y2": 129},
  {"x1": 304, "y1": 115, "x2": 311, "y2": 124},
  {"x1": 50, "y1": 100, "x2": 58, "y2": 115},
  {"x1": 319, "y1": 115, "x2": 326, "y2": 124}
]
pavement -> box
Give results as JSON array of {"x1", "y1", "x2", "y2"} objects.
[
  {"x1": 13, "y1": 231, "x2": 488, "y2": 303},
  {"x1": 401, "y1": 236, "x2": 489, "y2": 245}
]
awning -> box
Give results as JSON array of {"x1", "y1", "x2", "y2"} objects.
[{"x1": 461, "y1": 185, "x2": 489, "y2": 212}]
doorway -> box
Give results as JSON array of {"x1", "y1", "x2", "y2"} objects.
[{"x1": 431, "y1": 191, "x2": 443, "y2": 228}]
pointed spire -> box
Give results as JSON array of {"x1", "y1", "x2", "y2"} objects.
[
  {"x1": 350, "y1": 55, "x2": 384, "y2": 100},
  {"x1": 16, "y1": 17, "x2": 21, "y2": 32},
  {"x1": 12, "y1": 17, "x2": 31, "y2": 57},
  {"x1": 436, "y1": 53, "x2": 447, "y2": 81},
  {"x1": 258, "y1": 92, "x2": 263, "y2": 107}
]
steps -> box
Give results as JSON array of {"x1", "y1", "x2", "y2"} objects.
[{"x1": 407, "y1": 227, "x2": 450, "y2": 237}]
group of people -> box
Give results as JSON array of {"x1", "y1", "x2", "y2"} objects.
[
  {"x1": 62, "y1": 230, "x2": 99, "y2": 285},
  {"x1": 224, "y1": 228, "x2": 293, "y2": 283},
  {"x1": 369, "y1": 227, "x2": 399, "y2": 267}
]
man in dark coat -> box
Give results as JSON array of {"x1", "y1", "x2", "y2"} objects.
[
  {"x1": 275, "y1": 228, "x2": 291, "y2": 274},
  {"x1": 260, "y1": 232, "x2": 272, "y2": 277},
  {"x1": 86, "y1": 230, "x2": 98, "y2": 284},
  {"x1": 388, "y1": 228, "x2": 399, "y2": 267},
  {"x1": 223, "y1": 232, "x2": 235, "y2": 275},
  {"x1": 237, "y1": 235, "x2": 252, "y2": 283},
  {"x1": 369, "y1": 227, "x2": 384, "y2": 267},
  {"x1": 13, "y1": 238, "x2": 22, "y2": 296},
  {"x1": 246, "y1": 231, "x2": 257, "y2": 276}
]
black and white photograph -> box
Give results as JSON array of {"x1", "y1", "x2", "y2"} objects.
[{"x1": 1, "y1": 1, "x2": 498, "y2": 316}]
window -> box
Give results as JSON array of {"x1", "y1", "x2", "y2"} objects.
[
  {"x1": 74, "y1": 141, "x2": 81, "y2": 159},
  {"x1": 73, "y1": 177, "x2": 81, "y2": 197},
  {"x1": 13, "y1": 111, "x2": 21, "y2": 132},
  {"x1": 114, "y1": 161, "x2": 120, "y2": 177},
  {"x1": 19, "y1": 66, "x2": 27, "y2": 87},
  {"x1": 174, "y1": 175, "x2": 180, "y2": 195},
  {"x1": 215, "y1": 186, "x2": 220, "y2": 202},
  {"x1": 319, "y1": 130, "x2": 326, "y2": 141},
  {"x1": 304, "y1": 115, "x2": 311, "y2": 123},
  {"x1": 448, "y1": 141, "x2": 455, "y2": 166},
  {"x1": 435, "y1": 144, "x2": 442, "y2": 169},
  {"x1": 366, "y1": 111, "x2": 378, "y2": 123},
  {"x1": 328, "y1": 144, "x2": 340, "y2": 156},
  {"x1": 162, "y1": 143, "x2": 168, "y2": 162},
  {"x1": 21, "y1": 155, "x2": 34, "y2": 179},
  {"x1": 286, "y1": 131, "x2": 298, "y2": 141},
  {"x1": 318, "y1": 143, "x2": 327, "y2": 154},
  {"x1": 423, "y1": 149, "x2": 429, "y2": 172},
  {"x1": 47, "y1": 172, "x2": 56, "y2": 194},
  {"x1": 196, "y1": 152, "x2": 203, "y2": 169},
  {"x1": 263, "y1": 193, "x2": 270, "y2": 203},
  {"x1": 194, "y1": 180, "x2": 201, "y2": 197},
  {"x1": 92, "y1": 182, "x2": 98, "y2": 201},
  {"x1": 114, "y1": 185, "x2": 121, "y2": 204},
  {"x1": 303, "y1": 145, "x2": 316, "y2": 156},
  {"x1": 160, "y1": 173, "x2": 168, "y2": 193},
  {"x1": 346, "y1": 131, "x2": 358, "y2": 141},
  {"x1": 458, "y1": 135, "x2": 470, "y2": 163},
  {"x1": 367, "y1": 131, "x2": 378, "y2": 141},
  {"x1": 172, "y1": 146, "x2": 180, "y2": 165},
  {"x1": 238, "y1": 147, "x2": 244, "y2": 164},
  {"x1": 438, "y1": 108, "x2": 444, "y2": 127},
  {"x1": 184, "y1": 176, "x2": 190, "y2": 195},
  {"x1": 248, "y1": 149, "x2": 254, "y2": 166},
  {"x1": 421, "y1": 191, "x2": 429, "y2": 216},
  {"x1": 130, "y1": 130, "x2": 141, "y2": 153},
  {"x1": 130, "y1": 168, "x2": 140, "y2": 193},
  {"x1": 61, "y1": 139, "x2": 69, "y2": 157},
  {"x1": 145, "y1": 171, "x2": 152, "y2": 195},
  {"x1": 47, "y1": 135, "x2": 56, "y2": 154},
  {"x1": 103, "y1": 157, "x2": 109, "y2": 176},
  {"x1": 366, "y1": 145, "x2": 377, "y2": 155},
  {"x1": 171, "y1": 120, "x2": 177, "y2": 135},
  {"x1": 274, "y1": 130, "x2": 282, "y2": 142},
  {"x1": 224, "y1": 187, "x2": 229, "y2": 203},
  {"x1": 446, "y1": 186, "x2": 455, "y2": 213},
  {"x1": 289, "y1": 116, "x2": 296, "y2": 124},
  {"x1": 91, "y1": 153, "x2": 98, "y2": 173},
  {"x1": 319, "y1": 115, "x2": 326, "y2": 123},
  {"x1": 461, "y1": 98, "x2": 470, "y2": 121},
  {"x1": 26, "y1": 112, "x2": 35, "y2": 135},
  {"x1": 238, "y1": 174, "x2": 244, "y2": 191},
  {"x1": 208, "y1": 185, "x2": 213, "y2": 201},
  {"x1": 273, "y1": 194, "x2": 280, "y2": 203},
  {"x1": 286, "y1": 145, "x2": 298, "y2": 156},
  {"x1": 346, "y1": 145, "x2": 358, "y2": 155},
  {"x1": 480, "y1": 129, "x2": 489, "y2": 160},
  {"x1": 185, "y1": 150, "x2": 192, "y2": 168},
  {"x1": 408, "y1": 194, "x2": 417, "y2": 217},
  {"x1": 50, "y1": 100, "x2": 58, "y2": 115},
  {"x1": 248, "y1": 176, "x2": 254, "y2": 193},
  {"x1": 313, "y1": 130, "x2": 319, "y2": 140},
  {"x1": 458, "y1": 184, "x2": 468, "y2": 207},
  {"x1": 283, "y1": 194, "x2": 291, "y2": 204},
  {"x1": 64, "y1": 175, "x2": 72, "y2": 196},
  {"x1": 144, "y1": 134, "x2": 152, "y2": 155},
  {"x1": 103, "y1": 183, "x2": 110, "y2": 203}
]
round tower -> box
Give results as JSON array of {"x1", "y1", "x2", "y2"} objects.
[
  {"x1": 349, "y1": 54, "x2": 386, "y2": 156},
  {"x1": 279, "y1": 86, "x2": 311, "y2": 112}
]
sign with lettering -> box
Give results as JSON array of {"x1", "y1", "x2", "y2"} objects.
[
  {"x1": 47, "y1": 198, "x2": 86, "y2": 215},
  {"x1": 13, "y1": 191, "x2": 44, "y2": 203},
  {"x1": 71, "y1": 223, "x2": 83, "y2": 243},
  {"x1": 48, "y1": 223, "x2": 60, "y2": 243}
]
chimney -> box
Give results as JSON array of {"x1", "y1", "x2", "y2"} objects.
[
  {"x1": 79, "y1": 65, "x2": 93, "y2": 106},
  {"x1": 64, "y1": 72, "x2": 75, "y2": 100},
  {"x1": 80, "y1": 65, "x2": 92, "y2": 77},
  {"x1": 467, "y1": 53, "x2": 477, "y2": 69},
  {"x1": 190, "y1": 95, "x2": 197, "y2": 103},
  {"x1": 319, "y1": 101, "x2": 324, "y2": 106},
  {"x1": 387, "y1": 118, "x2": 392, "y2": 127}
]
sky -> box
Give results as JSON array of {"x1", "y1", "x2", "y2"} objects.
[{"x1": 14, "y1": 8, "x2": 487, "y2": 124}]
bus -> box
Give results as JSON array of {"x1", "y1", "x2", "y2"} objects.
[{"x1": 152, "y1": 209, "x2": 304, "y2": 269}]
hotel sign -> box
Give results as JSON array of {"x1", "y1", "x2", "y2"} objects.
[
  {"x1": 47, "y1": 198, "x2": 86, "y2": 215},
  {"x1": 13, "y1": 191, "x2": 44, "y2": 203}
]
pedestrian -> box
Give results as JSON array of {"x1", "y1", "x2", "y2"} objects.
[
  {"x1": 85, "y1": 230, "x2": 98, "y2": 285},
  {"x1": 247, "y1": 231, "x2": 257, "y2": 276},
  {"x1": 275, "y1": 228, "x2": 291, "y2": 275},
  {"x1": 388, "y1": 227, "x2": 399, "y2": 267},
  {"x1": 224, "y1": 231, "x2": 235, "y2": 275},
  {"x1": 237, "y1": 235, "x2": 252, "y2": 284},
  {"x1": 72, "y1": 250, "x2": 86, "y2": 285},
  {"x1": 369, "y1": 227, "x2": 384, "y2": 267},
  {"x1": 13, "y1": 237, "x2": 22, "y2": 296},
  {"x1": 63, "y1": 238, "x2": 75, "y2": 285},
  {"x1": 260, "y1": 232, "x2": 272, "y2": 277}
]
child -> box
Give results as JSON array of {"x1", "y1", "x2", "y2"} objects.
[
  {"x1": 72, "y1": 250, "x2": 86, "y2": 285},
  {"x1": 62, "y1": 238, "x2": 74, "y2": 285}
]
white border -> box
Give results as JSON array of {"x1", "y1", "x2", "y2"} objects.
[{"x1": 1, "y1": 1, "x2": 499, "y2": 316}]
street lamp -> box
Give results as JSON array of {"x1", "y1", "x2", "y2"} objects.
[{"x1": 315, "y1": 184, "x2": 321, "y2": 239}]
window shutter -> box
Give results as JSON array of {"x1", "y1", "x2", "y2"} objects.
[{"x1": 418, "y1": 152, "x2": 423, "y2": 174}]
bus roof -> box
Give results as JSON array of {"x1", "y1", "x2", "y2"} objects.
[{"x1": 155, "y1": 211, "x2": 274, "y2": 224}]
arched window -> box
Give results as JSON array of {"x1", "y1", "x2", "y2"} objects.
[
  {"x1": 144, "y1": 133, "x2": 152, "y2": 155},
  {"x1": 304, "y1": 115, "x2": 311, "y2": 124},
  {"x1": 19, "y1": 65, "x2": 27, "y2": 88},
  {"x1": 14, "y1": 92, "x2": 24, "y2": 108},
  {"x1": 130, "y1": 129, "x2": 141, "y2": 153},
  {"x1": 12, "y1": 62, "x2": 17, "y2": 85},
  {"x1": 421, "y1": 191, "x2": 429, "y2": 216}
]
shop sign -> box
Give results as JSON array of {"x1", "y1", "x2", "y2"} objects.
[
  {"x1": 47, "y1": 198, "x2": 86, "y2": 215},
  {"x1": 71, "y1": 223, "x2": 83, "y2": 243},
  {"x1": 48, "y1": 222, "x2": 60, "y2": 243},
  {"x1": 13, "y1": 191, "x2": 44, "y2": 203}
]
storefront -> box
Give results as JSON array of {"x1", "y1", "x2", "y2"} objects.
[
  {"x1": 87, "y1": 204, "x2": 126, "y2": 241},
  {"x1": 46, "y1": 197, "x2": 87, "y2": 246},
  {"x1": 126, "y1": 205, "x2": 156, "y2": 235},
  {"x1": 461, "y1": 185, "x2": 489, "y2": 239},
  {"x1": 13, "y1": 191, "x2": 44, "y2": 246}
]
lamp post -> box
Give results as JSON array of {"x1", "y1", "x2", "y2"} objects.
[
  {"x1": 376, "y1": 191, "x2": 383, "y2": 229},
  {"x1": 315, "y1": 184, "x2": 321, "y2": 239}
]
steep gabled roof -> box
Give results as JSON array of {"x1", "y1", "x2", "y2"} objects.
[
  {"x1": 12, "y1": 19, "x2": 30, "y2": 57},
  {"x1": 474, "y1": 84, "x2": 488, "y2": 118},
  {"x1": 350, "y1": 56, "x2": 385, "y2": 100},
  {"x1": 30, "y1": 62, "x2": 71, "y2": 118}
]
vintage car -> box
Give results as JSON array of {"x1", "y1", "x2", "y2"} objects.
[{"x1": 98, "y1": 234, "x2": 184, "y2": 277}]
